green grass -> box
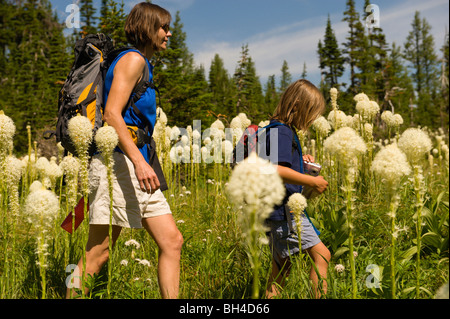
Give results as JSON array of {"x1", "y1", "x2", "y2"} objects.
[{"x1": 1, "y1": 158, "x2": 448, "y2": 299}]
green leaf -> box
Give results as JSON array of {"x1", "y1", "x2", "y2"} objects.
[
  {"x1": 398, "y1": 246, "x2": 417, "y2": 263},
  {"x1": 334, "y1": 246, "x2": 349, "y2": 258},
  {"x1": 422, "y1": 232, "x2": 442, "y2": 249}
]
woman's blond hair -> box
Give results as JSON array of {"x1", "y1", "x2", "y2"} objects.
[
  {"x1": 271, "y1": 79, "x2": 325, "y2": 131},
  {"x1": 125, "y1": 2, "x2": 171, "y2": 50}
]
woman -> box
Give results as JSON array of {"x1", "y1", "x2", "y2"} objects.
[{"x1": 66, "y1": 2, "x2": 183, "y2": 299}]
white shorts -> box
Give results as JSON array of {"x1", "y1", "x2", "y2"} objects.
[{"x1": 88, "y1": 152, "x2": 171, "y2": 229}]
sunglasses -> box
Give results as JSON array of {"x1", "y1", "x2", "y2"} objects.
[{"x1": 161, "y1": 24, "x2": 170, "y2": 33}]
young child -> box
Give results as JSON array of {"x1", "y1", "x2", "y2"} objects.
[{"x1": 264, "y1": 79, "x2": 331, "y2": 299}]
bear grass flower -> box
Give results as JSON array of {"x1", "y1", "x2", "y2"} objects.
[
  {"x1": 94, "y1": 124, "x2": 119, "y2": 298},
  {"x1": 67, "y1": 114, "x2": 93, "y2": 156},
  {"x1": 227, "y1": 152, "x2": 284, "y2": 216},
  {"x1": 371, "y1": 144, "x2": 411, "y2": 189},
  {"x1": 356, "y1": 100, "x2": 380, "y2": 122},
  {"x1": 327, "y1": 109, "x2": 349, "y2": 130},
  {"x1": 24, "y1": 180, "x2": 59, "y2": 299},
  {"x1": 60, "y1": 155, "x2": 80, "y2": 210},
  {"x1": 0, "y1": 110, "x2": 16, "y2": 157},
  {"x1": 371, "y1": 143, "x2": 411, "y2": 298},
  {"x1": 237, "y1": 113, "x2": 251, "y2": 130},
  {"x1": 3, "y1": 155, "x2": 26, "y2": 216},
  {"x1": 24, "y1": 181, "x2": 59, "y2": 229},
  {"x1": 287, "y1": 193, "x2": 308, "y2": 215},
  {"x1": 312, "y1": 116, "x2": 331, "y2": 138},
  {"x1": 226, "y1": 152, "x2": 285, "y2": 298},
  {"x1": 397, "y1": 128, "x2": 431, "y2": 297},
  {"x1": 287, "y1": 193, "x2": 308, "y2": 250},
  {"x1": 323, "y1": 127, "x2": 366, "y2": 298},
  {"x1": 95, "y1": 124, "x2": 119, "y2": 158},
  {"x1": 398, "y1": 128, "x2": 432, "y2": 164},
  {"x1": 323, "y1": 127, "x2": 367, "y2": 166}
]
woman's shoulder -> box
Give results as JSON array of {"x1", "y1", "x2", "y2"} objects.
[{"x1": 115, "y1": 50, "x2": 146, "y2": 68}]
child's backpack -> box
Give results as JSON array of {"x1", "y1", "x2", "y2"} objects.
[
  {"x1": 232, "y1": 122, "x2": 300, "y2": 167},
  {"x1": 45, "y1": 33, "x2": 154, "y2": 156}
]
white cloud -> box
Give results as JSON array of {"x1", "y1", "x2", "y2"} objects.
[{"x1": 191, "y1": 0, "x2": 448, "y2": 87}]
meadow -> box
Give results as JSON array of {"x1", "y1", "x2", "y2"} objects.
[{"x1": 0, "y1": 89, "x2": 448, "y2": 299}]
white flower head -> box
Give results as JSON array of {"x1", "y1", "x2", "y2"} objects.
[
  {"x1": 323, "y1": 127, "x2": 367, "y2": 166},
  {"x1": 392, "y1": 114, "x2": 403, "y2": 126},
  {"x1": 312, "y1": 116, "x2": 331, "y2": 138},
  {"x1": 0, "y1": 111, "x2": 16, "y2": 155},
  {"x1": 60, "y1": 155, "x2": 80, "y2": 177},
  {"x1": 287, "y1": 193, "x2": 308, "y2": 216},
  {"x1": 335, "y1": 264, "x2": 345, "y2": 273},
  {"x1": 327, "y1": 109, "x2": 349, "y2": 129},
  {"x1": 95, "y1": 125, "x2": 119, "y2": 157},
  {"x1": 230, "y1": 116, "x2": 242, "y2": 130},
  {"x1": 371, "y1": 143, "x2": 411, "y2": 188},
  {"x1": 125, "y1": 239, "x2": 141, "y2": 249},
  {"x1": 397, "y1": 128, "x2": 432, "y2": 164},
  {"x1": 330, "y1": 87, "x2": 338, "y2": 100},
  {"x1": 226, "y1": 152, "x2": 285, "y2": 221},
  {"x1": 238, "y1": 113, "x2": 251, "y2": 130},
  {"x1": 353, "y1": 93, "x2": 369, "y2": 102},
  {"x1": 3, "y1": 155, "x2": 26, "y2": 188},
  {"x1": 356, "y1": 99, "x2": 379, "y2": 121},
  {"x1": 211, "y1": 119, "x2": 225, "y2": 131},
  {"x1": 156, "y1": 107, "x2": 168, "y2": 125},
  {"x1": 24, "y1": 182, "x2": 59, "y2": 229},
  {"x1": 68, "y1": 115, "x2": 93, "y2": 155},
  {"x1": 258, "y1": 120, "x2": 270, "y2": 128}
]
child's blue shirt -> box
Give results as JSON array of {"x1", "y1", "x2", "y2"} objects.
[{"x1": 264, "y1": 120, "x2": 304, "y2": 221}]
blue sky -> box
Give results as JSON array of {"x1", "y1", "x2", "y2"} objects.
[{"x1": 50, "y1": 0, "x2": 449, "y2": 87}]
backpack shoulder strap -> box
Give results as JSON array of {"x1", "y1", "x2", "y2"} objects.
[{"x1": 265, "y1": 121, "x2": 303, "y2": 171}]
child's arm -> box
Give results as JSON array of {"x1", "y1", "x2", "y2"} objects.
[{"x1": 276, "y1": 164, "x2": 328, "y2": 194}]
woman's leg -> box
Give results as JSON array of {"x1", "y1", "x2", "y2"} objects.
[
  {"x1": 142, "y1": 214, "x2": 183, "y2": 299},
  {"x1": 305, "y1": 242, "x2": 331, "y2": 298},
  {"x1": 66, "y1": 224, "x2": 122, "y2": 298}
]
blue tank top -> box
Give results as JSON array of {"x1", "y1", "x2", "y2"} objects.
[{"x1": 103, "y1": 49, "x2": 156, "y2": 163}]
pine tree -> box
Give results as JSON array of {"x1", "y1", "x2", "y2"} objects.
[
  {"x1": 99, "y1": 0, "x2": 127, "y2": 47},
  {"x1": 342, "y1": 0, "x2": 365, "y2": 94},
  {"x1": 279, "y1": 60, "x2": 292, "y2": 92},
  {"x1": 209, "y1": 53, "x2": 235, "y2": 118},
  {"x1": 438, "y1": 31, "x2": 449, "y2": 128},
  {"x1": 301, "y1": 62, "x2": 307, "y2": 79},
  {"x1": 317, "y1": 15, "x2": 345, "y2": 91},
  {"x1": 153, "y1": 11, "x2": 211, "y2": 127},
  {"x1": 362, "y1": 0, "x2": 389, "y2": 102},
  {"x1": 383, "y1": 43, "x2": 415, "y2": 123},
  {"x1": 264, "y1": 75, "x2": 277, "y2": 115},
  {"x1": 404, "y1": 11, "x2": 439, "y2": 126},
  {"x1": 233, "y1": 44, "x2": 264, "y2": 121},
  {"x1": 0, "y1": 0, "x2": 71, "y2": 154},
  {"x1": 79, "y1": 0, "x2": 97, "y2": 36}
]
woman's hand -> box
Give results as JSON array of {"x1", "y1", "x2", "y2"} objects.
[{"x1": 134, "y1": 158, "x2": 160, "y2": 194}]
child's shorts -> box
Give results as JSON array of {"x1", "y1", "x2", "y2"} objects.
[
  {"x1": 266, "y1": 214, "x2": 321, "y2": 269},
  {"x1": 88, "y1": 152, "x2": 172, "y2": 229}
]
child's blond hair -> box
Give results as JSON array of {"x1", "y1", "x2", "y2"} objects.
[{"x1": 272, "y1": 79, "x2": 325, "y2": 131}]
